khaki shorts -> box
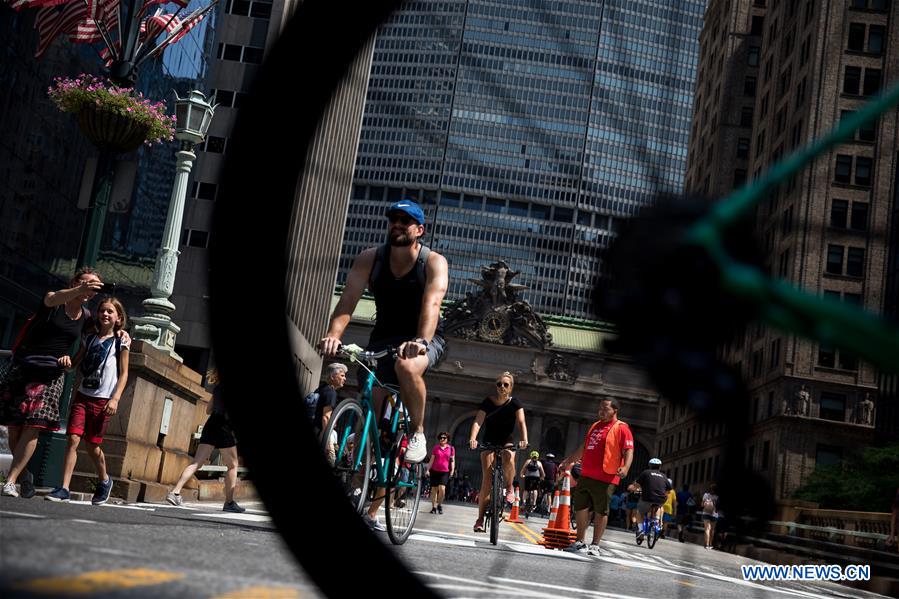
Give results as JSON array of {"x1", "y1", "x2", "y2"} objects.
[{"x1": 571, "y1": 476, "x2": 616, "y2": 515}]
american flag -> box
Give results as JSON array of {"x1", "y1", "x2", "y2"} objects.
[
  {"x1": 140, "y1": 0, "x2": 188, "y2": 11},
  {"x1": 140, "y1": 10, "x2": 182, "y2": 42},
  {"x1": 143, "y1": 1, "x2": 214, "y2": 58},
  {"x1": 70, "y1": 0, "x2": 120, "y2": 45},
  {"x1": 6, "y1": 0, "x2": 69, "y2": 11},
  {"x1": 34, "y1": 0, "x2": 87, "y2": 57}
]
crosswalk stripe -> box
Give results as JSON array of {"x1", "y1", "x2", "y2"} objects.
[
  {"x1": 210, "y1": 586, "x2": 301, "y2": 598},
  {"x1": 15, "y1": 569, "x2": 184, "y2": 594},
  {"x1": 190, "y1": 512, "x2": 272, "y2": 523},
  {"x1": 489, "y1": 575, "x2": 651, "y2": 599},
  {"x1": 0, "y1": 510, "x2": 46, "y2": 519},
  {"x1": 409, "y1": 533, "x2": 476, "y2": 547}
]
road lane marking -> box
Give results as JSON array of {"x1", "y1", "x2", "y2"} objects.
[
  {"x1": 409, "y1": 533, "x2": 476, "y2": 547},
  {"x1": 211, "y1": 586, "x2": 300, "y2": 598},
  {"x1": 675, "y1": 580, "x2": 696, "y2": 587},
  {"x1": 15, "y1": 568, "x2": 184, "y2": 595},
  {"x1": 508, "y1": 520, "x2": 543, "y2": 544},
  {"x1": 0, "y1": 510, "x2": 46, "y2": 519},
  {"x1": 502, "y1": 541, "x2": 591, "y2": 561},
  {"x1": 71, "y1": 519, "x2": 100, "y2": 524},
  {"x1": 490, "y1": 576, "x2": 651, "y2": 599}
]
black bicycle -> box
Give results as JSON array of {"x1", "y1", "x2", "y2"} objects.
[{"x1": 475, "y1": 443, "x2": 523, "y2": 545}]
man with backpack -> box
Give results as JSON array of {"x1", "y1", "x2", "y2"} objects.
[{"x1": 308, "y1": 363, "x2": 347, "y2": 435}]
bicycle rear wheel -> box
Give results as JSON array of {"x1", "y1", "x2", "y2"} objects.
[
  {"x1": 647, "y1": 518, "x2": 659, "y2": 549},
  {"x1": 321, "y1": 400, "x2": 372, "y2": 514},
  {"x1": 385, "y1": 462, "x2": 423, "y2": 545},
  {"x1": 489, "y1": 461, "x2": 502, "y2": 546}
]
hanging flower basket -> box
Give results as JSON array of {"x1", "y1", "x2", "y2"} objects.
[{"x1": 48, "y1": 74, "x2": 176, "y2": 152}]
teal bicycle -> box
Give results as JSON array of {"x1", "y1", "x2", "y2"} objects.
[{"x1": 321, "y1": 344, "x2": 424, "y2": 545}]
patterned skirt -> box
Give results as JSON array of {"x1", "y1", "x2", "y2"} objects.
[{"x1": 0, "y1": 359, "x2": 65, "y2": 430}]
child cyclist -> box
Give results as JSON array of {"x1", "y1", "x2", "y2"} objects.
[{"x1": 46, "y1": 297, "x2": 129, "y2": 504}]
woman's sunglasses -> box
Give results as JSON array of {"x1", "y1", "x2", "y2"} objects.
[
  {"x1": 496, "y1": 382, "x2": 510, "y2": 388},
  {"x1": 438, "y1": 436, "x2": 448, "y2": 440}
]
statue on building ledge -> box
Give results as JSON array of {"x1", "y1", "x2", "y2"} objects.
[
  {"x1": 443, "y1": 260, "x2": 552, "y2": 349},
  {"x1": 796, "y1": 384, "x2": 810, "y2": 416},
  {"x1": 857, "y1": 392, "x2": 875, "y2": 426},
  {"x1": 546, "y1": 353, "x2": 577, "y2": 383}
]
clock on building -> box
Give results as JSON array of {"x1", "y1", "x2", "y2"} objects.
[{"x1": 479, "y1": 309, "x2": 510, "y2": 341}]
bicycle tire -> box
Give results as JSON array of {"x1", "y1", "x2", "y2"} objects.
[
  {"x1": 385, "y1": 461, "x2": 423, "y2": 545},
  {"x1": 489, "y1": 459, "x2": 502, "y2": 546},
  {"x1": 321, "y1": 400, "x2": 372, "y2": 514},
  {"x1": 647, "y1": 519, "x2": 659, "y2": 549}
]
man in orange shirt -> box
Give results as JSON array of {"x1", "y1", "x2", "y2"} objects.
[{"x1": 561, "y1": 397, "x2": 634, "y2": 556}]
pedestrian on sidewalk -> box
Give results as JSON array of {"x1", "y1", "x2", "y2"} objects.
[
  {"x1": 560, "y1": 397, "x2": 634, "y2": 556},
  {"x1": 1, "y1": 267, "x2": 124, "y2": 499},
  {"x1": 701, "y1": 483, "x2": 719, "y2": 549},
  {"x1": 427, "y1": 432, "x2": 454, "y2": 514},
  {"x1": 675, "y1": 483, "x2": 695, "y2": 542},
  {"x1": 46, "y1": 297, "x2": 130, "y2": 504},
  {"x1": 167, "y1": 372, "x2": 245, "y2": 513}
]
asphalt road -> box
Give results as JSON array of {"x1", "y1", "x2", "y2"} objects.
[{"x1": 0, "y1": 496, "x2": 889, "y2": 598}]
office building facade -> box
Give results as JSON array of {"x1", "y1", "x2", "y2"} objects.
[
  {"x1": 668, "y1": 0, "x2": 893, "y2": 500},
  {"x1": 339, "y1": 0, "x2": 705, "y2": 319}
]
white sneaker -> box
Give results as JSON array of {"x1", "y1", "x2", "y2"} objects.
[
  {"x1": 563, "y1": 540, "x2": 587, "y2": 553},
  {"x1": 166, "y1": 491, "x2": 183, "y2": 506},
  {"x1": 404, "y1": 432, "x2": 427, "y2": 463},
  {"x1": 587, "y1": 544, "x2": 602, "y2": 557},
  {"x1": 1, "y1": 482, "x2": 19, "y2": 497},
  {"x1": 362, "y1": 513, "x2": 387, "y2": 532}
]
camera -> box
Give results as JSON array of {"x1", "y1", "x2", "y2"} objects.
[
  {"x1": 83, "y1": 377, "x2": 102, "y2": 390},
  {"x1": 100, "y1": 282, "x2": 117, "y2": 294}
]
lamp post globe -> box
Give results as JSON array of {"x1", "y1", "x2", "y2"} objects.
[{"x1": 132, "y1": 90, "x2": 216, "y2": 360}]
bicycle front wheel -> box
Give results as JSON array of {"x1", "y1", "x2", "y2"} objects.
[
  {"x1": 385, "y1": 462, "x2": 424, "y2": 545},
  {"x1": 321, "y1": 400, "x2": 372, "y2": 514},
  {"x1": 489, "y1": 462, "x2": 502, "y2": 546}
]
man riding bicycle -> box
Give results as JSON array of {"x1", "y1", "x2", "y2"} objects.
[
  {"x1": 628, "y1": 457, "x2": 672, "y2": 543},
  {"x1": 320, "y1": 199, "x2": 448, "y2": 530},
  {"x1": 519, "y1": 450, "x2": 545, "y2": 514}
]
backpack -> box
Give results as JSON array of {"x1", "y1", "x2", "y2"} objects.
[
  {"x1": 304, "y1": 385, "x2": 322, "y2": 426},
  {"x1": 702, "y1": 494, "x2": 717, "y2": 514},
  {"x1": 369, "y1": 243, "x2": 431, "y2": 289}
]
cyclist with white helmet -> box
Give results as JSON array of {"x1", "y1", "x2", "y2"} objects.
[
  {"x1": 628, "y1": 457, "x2": 672, "y2": 543},
  {"x1": 519, "y1": 450, "x2": 545, "y2": 516}
]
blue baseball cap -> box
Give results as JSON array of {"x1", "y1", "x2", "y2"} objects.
[{"x1": 386, "y1": 200, "x2": 425, "y2": 225}]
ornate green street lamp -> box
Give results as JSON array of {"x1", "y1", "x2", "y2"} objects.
[{"x1": 132, "y1": 90, "x2": 216, "y2": 358}]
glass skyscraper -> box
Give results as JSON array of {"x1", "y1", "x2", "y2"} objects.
[{"x1": 340, "y1": 0, "x2": 704, "y2": 318}]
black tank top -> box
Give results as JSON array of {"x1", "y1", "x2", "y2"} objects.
[{"x1": 369, "y1": 245, "x2": 444, "y2": 342}]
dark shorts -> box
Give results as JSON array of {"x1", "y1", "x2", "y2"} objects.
[
  {"x1": 572, "y1": 476, "x2": 616, "y2": 515},
  {"x1": 429, "y1": 470, "x2": 449, "y2": 486},
  {"x1": 366, "y1": 335, "x2": 446, "y2": 387},
  {"x1": 677, "y1": 513, "x2": 692, "y2": 525},
  {"x1": 626, "y1": 501, "x2": 639, "y2": 510},
  {"x1": 663, "y1": 513, "x2": 674, "y2": 523},
  {"x1": 67, "y1": 392, "x2": 111, "y2": 444},
  {"x1": 524, "y1": 477, "x2": 541, "y2": 492},
  {"x1": 0, "y1": 360, "x2": 66, "y2": 430},
  {"x1": 199, "y1": 413, "x2": 237, "y2": 449},
  {"x1": 702, "y1": 513, "x2": 718, "y2": 522}
]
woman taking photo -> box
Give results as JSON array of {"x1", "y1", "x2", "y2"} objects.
[{"x1": 468, "y1": 371, "x2": 528, "y2": 533}]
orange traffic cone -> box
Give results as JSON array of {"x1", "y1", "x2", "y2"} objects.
[
  {"x1": 507, "y1": 488, "x2": 524, "y2": 523},
  {"x1": 542, "y1": 471, "x2": 577, "y2": 549},
  {"x1": 540, "y1": 487, "x2": 561, "y2": 546}
]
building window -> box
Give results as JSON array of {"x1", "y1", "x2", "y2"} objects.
[
  {"x1": 844, "y1": 66, "x2": 862, "y2": 95},
  {"x1": 868, "y1": 25, "x2": 885, "y2": 54},
  {"x1": 751, "y1": 15, "x2": 764, "y2": 36},
  {"x1": 819, "y1": 392, "x2": 847, "y2": 422},
  {"x1": 761, "y1": 441, "x2": 770, "y2": 470},
  {"x1": 182, "y1": 229, "x2": 210, "y2": 248},
  {"x1": 826, "y1": 244, "x2": 844, "y2": 274},
  {"x1": 830, "y1": 199, "x2": 849, "y2": 228},
  {"x1": 835, "y1": 155, "x2": 853, "y2": 183},
  {"x1": 863, "y1": 69, "x2": 882, "y2": 96},
  {"x1": 816, "y1": 444, "x2": 843, "y2": 467},
  {"x1": 744, "y1": 76, "x2": 757, "y2": 96},
  {"x1": 737, "y1": 138, "x2": 750, "y2": 158},
  {"x1": 851, "y1": 202, "x2": 869, "y2": 230},
  {"x1": 740, "y1": 106, "x2": 754, "y2": 127},
  {"x1": 848, "y1": 23, "x2": 866, "y2": 51},
  {"x1": 855, "y1": 156, "x2": 872, "y2": 185},
  {"x1": 847, "y1": 247, "x2": 865, "y2": 276},
  {"x1": 194, "y1": 182, "x2": 217, "y2": 201},
  {"x1": 204, "y1": 136, "x2": 227, "y2": 154},
  {"x1": 818, "y1": 343, "x2": 836, "y2": 368},
  {"x1": 779, "y1": 249, "x2": 790, "y2": 277},
  {"x1": 748, "y1": 46, "x2": 760, "y2": 66},
  {"x1": 734, "y1": 169, "x2": 747, "y2": 187}
]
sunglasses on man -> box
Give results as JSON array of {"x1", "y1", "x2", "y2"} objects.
[{"x1": 387, "y1": 213, "x2": 416, "y2": 225}]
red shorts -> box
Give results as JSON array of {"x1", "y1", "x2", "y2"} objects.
[{"x1": 67, "y1": 392, "x2": 111, "y2": 444}]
